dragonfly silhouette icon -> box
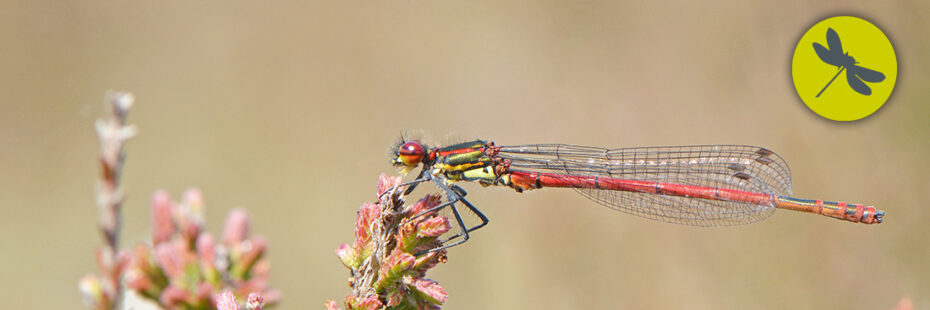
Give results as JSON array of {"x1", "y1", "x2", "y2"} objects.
[{"x1": 813, "y1": 28, "x2": 886, "y2": 97}]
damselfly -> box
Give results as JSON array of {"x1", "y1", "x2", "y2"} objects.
[{"x1": 391, "y1": 139, "x2": 884, "y2": 252}]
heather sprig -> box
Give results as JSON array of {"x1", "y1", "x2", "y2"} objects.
[
  {"x1": 331, "y1": 174, "x2": 451, "y2": 309},
  {"x1": 123, "y1": 190, "x2": 281, "y2": 309},
  {"x1": 80, "y1": 91, "x2": 137, "y2": 310},
  {"x1": 80, "y1": 91, "x2": 279, "y2": 309}
]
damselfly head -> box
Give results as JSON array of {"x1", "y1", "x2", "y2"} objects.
[{"x1": 393, "y1": 140, "x2": 427, "y2": 169}]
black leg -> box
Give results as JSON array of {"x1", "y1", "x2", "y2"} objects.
[
  {"x1": 408, "y1": 178, "x2": 470, "y2": 255},
  {"x1": 389, "y1": 172, "x2": 491, "y2": 255},
  {"x1": 438, "y1": 184, "x2": 489, "y2": 235},
  {"x1": 452, "y1": 184, "x2": 489, "y2": 233},
  {"x1": 410, "y1": 178, "x2": 490, "y2": 254}
]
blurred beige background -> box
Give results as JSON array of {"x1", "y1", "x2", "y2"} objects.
[{"x1": 1, "y1": 1, "x2": 928, "y2": 309}]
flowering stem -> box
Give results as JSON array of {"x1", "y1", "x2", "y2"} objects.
[
  {"x1": 93, "y1": 91, "x2": 137, "y2": 309},
  {"x1": 352, "y1": 183, "x2": 399, "y2": 298},
  {"x1": 334, "y1": 175, "x2": 450, "y2": 309}
]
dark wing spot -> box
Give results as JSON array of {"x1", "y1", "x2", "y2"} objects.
[
  {"x1": 734, "y1": 172, "x2": 752, "y2": 181},
  {"x1": 728, "y1": 163, "x2": 746, "y2": 171},
  {"x1": 755, "y1": 157, "x2": 775, "y2": 165},
  {"x1": 756, "y1": 148, "x2": 774, "y2": 156}
]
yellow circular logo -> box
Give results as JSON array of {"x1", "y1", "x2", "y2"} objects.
[{"x1": 792, "y1": 16, "x2": 897, "y2": 121}]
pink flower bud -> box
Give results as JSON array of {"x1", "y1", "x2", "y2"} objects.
[
  {"x1": 324, "y1": 300, "x2": 340, "y2": 310},
  {"x1": 151, "y1": 190, "x2": 175, "y2": 245},
  {"x1": 154, "y1": 243, "x2": 182, "y2": 278},
  {"x1": 355, "y1": 295, "x2": 383, "y2": 310},
  {"x1": 223, "y1": 208, "x2": 251, "y2": 245},
  {"x1": 354, "y1": 203, "x2": 380, "y2": 246},
  {"x1": 378, "y1": 250, "x2": 415, "y2": 288},
  {"x1": 377, "y1": 174, "x2": 402, "y2": 197},
  {"x1": 197, "y1": 233, "x2": 217, "y2": 270},
  {"x1": 155, "y1": 239, "x2": 197, "y2": 280},
  {"x1": 246, "y1": 293, "x2": 264, "y2": 310},
  {"x1": 336, "y1": 243, "x2": 360, "y2": 269},
  {"x1": 406, "y1": 277, "x2": 447, "y2": 304},
  {"x1": 216, "y1": 291, "x2": 239, "y2": 310},
  {"x1": 179, "y1": 189, "x2": 206, "y2": 243},
  {"x1": 417, "y1": 217, "x2": 451, "y2": 238}
]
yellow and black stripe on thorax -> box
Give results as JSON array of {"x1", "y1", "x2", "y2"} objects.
[{"x1": 428, "y1": 140, "x2": 505, "y2": 186}]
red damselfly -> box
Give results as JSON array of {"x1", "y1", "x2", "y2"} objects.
[{"x1": 390, "y1": 139, "x2": 884, "y2": 252}]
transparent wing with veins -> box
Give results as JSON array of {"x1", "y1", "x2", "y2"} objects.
[{"x1": 497, "y1": 144, "x2": 793, "y2": 226}]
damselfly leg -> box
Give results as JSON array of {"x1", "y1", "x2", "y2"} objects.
[
  {"x1": 430, "y1": 179, "x2": 489, "y2": 248},
  {"x1": 400, "y1": 176, "x2": 489, "y2": 255}
]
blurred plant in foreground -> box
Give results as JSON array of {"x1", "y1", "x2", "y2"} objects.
[
  {"x1": 80, "y1": 91, "x2": 279, "y2": 309},
  {"x1": 80, "y1": 91, "x2": 136, "y2": 309},
  {"x1": 329, "y1": 174, "x2": 451, "y2": 309},
  {"x1": 121, "y1": 190, "x2": 280, "y2": 309}
]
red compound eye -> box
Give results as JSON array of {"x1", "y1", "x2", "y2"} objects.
[{"x1": 397, "y1": 141, "x2": 426, "y2": 166}]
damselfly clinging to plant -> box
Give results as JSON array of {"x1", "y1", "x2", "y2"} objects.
[{"x1": 390, "y1": 139, "x2": 884, "y2": 253}]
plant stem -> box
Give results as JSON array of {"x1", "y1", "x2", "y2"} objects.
[{"x1": 94, "y1": 91, "x2": 136, "y2": 309}]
